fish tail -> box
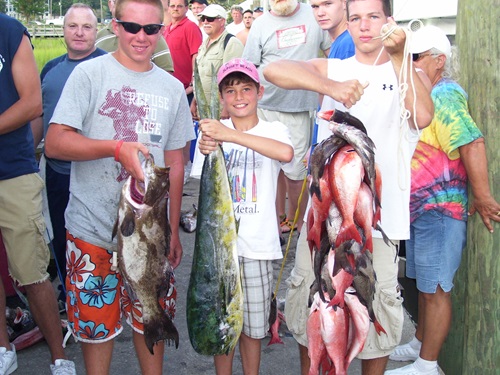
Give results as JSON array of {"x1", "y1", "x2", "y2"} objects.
[
  {"x1": 326, "y1": 294, "x2": 345, "y2": 309},
  {"x1": 364, "y1": 237, "x2": 373, "y2": 254},
  {"x1": 335, "y1": 223, "x2": 363, "y2": 248},
  {"x1": 373, "y1": 319, "x2": 387, "y2": 336},
  {"x1": 144, "y1": 314, "x2": 179, "y2": 354}
]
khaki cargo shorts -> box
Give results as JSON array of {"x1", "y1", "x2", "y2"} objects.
[
  {"x1": 0, "y1": 173, "x2": 50, "y2": 286},
  {"x1": 357, "y1": 238, "x2": 404, "y2": 360},
  {"x1": 284, "y1": 230, "x2": 314, "y2": 347}
]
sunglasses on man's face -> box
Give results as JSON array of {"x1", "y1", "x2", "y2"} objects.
[
  {"x1": 412, "y1": 52, "x2": 437, "y2": 62},
  {"x1": 200, "y1": 16, "x2": 220, "y2": 22},
  {"x1": 115, "y1": 20, "x2": 163, "y2": 35}
]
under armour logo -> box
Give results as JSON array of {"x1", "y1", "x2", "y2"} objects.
[{"x1": 382, "y1": 84, "x2": 394, "y2": 91}]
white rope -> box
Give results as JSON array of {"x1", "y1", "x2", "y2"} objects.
[{"x1": 371, "y1": 23, "x2": 422, "y2": 190}]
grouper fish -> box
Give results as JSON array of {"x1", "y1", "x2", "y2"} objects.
[
  {"x1": 186, "y1": 62, "x2": 243, "y2": 355},
  {"x1": 112, "y1": 157, "x2": 179, "y2": 354}
]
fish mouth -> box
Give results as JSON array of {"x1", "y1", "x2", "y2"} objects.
[
  {"x1": 318, "y1": 110, "x2": 335, "y2": 121},
  {"x1": 130, "y1": 178, "x2": 146, "y2": 204}
]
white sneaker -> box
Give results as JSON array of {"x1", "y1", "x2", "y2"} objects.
[
  {"x1": 0, "y1": 344, "x2": 17, "y2": 375},
  {"x1": 385, "y1": 363, "x2": 439, "y2": 375},
  {"x1": 389, "y1": 342, "x2": 420, "y2": 362},
  {"x1": 50, "y1": 359, "x2": 76, "y2": 375}
]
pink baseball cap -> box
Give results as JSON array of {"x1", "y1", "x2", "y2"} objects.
[{"x1": 217, "y1": 58, "x2": 260, "y2": 85}]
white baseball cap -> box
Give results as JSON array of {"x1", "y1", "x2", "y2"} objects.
[
  {"x1": 198, "y1": 4, "x2": 227, "y2": 19},
  {"x1": 411, "y1": 25, "x2": 451, "y2": 58}
]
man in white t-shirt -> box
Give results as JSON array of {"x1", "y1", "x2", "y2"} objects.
[{"x1": 263, "y1": 0, "x2": 434, "y2": 374}]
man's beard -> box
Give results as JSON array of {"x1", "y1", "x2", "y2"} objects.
[{"x1": 270, "y1": 0, "x2": 298, "y2": 16}]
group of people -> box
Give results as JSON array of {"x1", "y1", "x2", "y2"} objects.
[{"x1": 0, "y1": 0, "x2": 498, "y2": 375}]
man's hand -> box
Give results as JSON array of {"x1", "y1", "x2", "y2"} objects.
[
  {"x1": 468, "y1": 196, "x2": 500, "y2": 233},
  {"x1": 329, "y1": 79, "x2": 368, "y2": 109},
  {"x1": 381, "y1": 19, "x2": 407, "y2": 60},
  {"x1": 117, "y1": 142, "x2": 150, "y2": 181}
]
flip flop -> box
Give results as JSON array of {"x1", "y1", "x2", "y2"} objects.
[{"x1": 280, "y1": 217, "x2": 291, "y2": 233}]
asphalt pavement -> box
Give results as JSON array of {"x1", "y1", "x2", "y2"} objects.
[{"x1": 14, "y1": 177, "x2": 417, "y2": 374}]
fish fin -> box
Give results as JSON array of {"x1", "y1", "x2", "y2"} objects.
[
  {"x1": 375, "y1": 224, "x2": 392, "y2": 249},
  {"x1": 235, "y1": 217, "x2": 241, "y2": 234},
  {"x1": 309, "y1": 182, "x2": 323, "y2": 202},
  {"x1": 144, "y1": 314, "x2": 179, "y2": 354},
  {"x1": 111, "y1": 219, "x2": 118, "y2": 240},
  {"x1": 120, "y1": 211, "x2": 136, "y2": 237}
]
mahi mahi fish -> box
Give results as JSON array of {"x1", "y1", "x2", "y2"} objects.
[
  {"x1": 112, "y1": 157, "x2": 179, "y2": 354},
  {"x1": 186, "y1": 62, "x2": 243, "y2": 355},
  {"x1": 186, "y1": 143, "x2": 243, "y2": 355}
]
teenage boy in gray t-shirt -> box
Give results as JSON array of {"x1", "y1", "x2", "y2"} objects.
[{"x1": 45, "y1": 0, "x2": 193, "y2": 373}]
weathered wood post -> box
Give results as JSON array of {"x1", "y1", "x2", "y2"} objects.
[{"x1": 439, "y1": 0, "x2": 499, "y2": 374}]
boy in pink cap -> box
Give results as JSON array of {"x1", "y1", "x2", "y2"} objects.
[{"x1": 192, "y1": 58, "x2": 294, "y2": 374}]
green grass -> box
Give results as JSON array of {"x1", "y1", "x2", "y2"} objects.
[{"x1": 32, "y1": 38, "x2": 67, "y2": 73}]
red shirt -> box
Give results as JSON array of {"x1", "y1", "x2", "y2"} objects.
[{"x1": 163, "y1": 17, "x2": 203, "y2": 88}]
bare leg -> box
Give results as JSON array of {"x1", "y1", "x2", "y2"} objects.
[
  {"x1": 133, "y1": 331, "x2": 164, "y2": 375},
  {"x1": 0, "y1": 279, "x2": 11, "y2": 349},
  {"x1": 361, "y1": 356, "x2": 389, "y2": 375},
  {"x1": 82, "y1": 340, "x2": 114, "y2": 375},
  {"x1": 239, "y1": 333, "x2": 261, "y2": 375},
  {"x1": 285, "y1": 176, "x2": 308, "y2": 233},
  {"x1": 419, "y1": 286, "x2": 452, "y2": 361},
  {"x1": 182, "y1": 141, "x2": 191, "y2": 166},
  {"x1": 415, "y1": 292, "x2": 424, "y2": 342},
  {"x1": 299, "y1": 343, "x2": 310, "y2": 375},
  {"x1": 24, "y1": 280, "x2": 66, "y2": 362},
  {"x1": 214, "y1": 348, "x2": 235, "y2": 375},
  {"x1": 276, "y1": 171, "x2": 287, "y2": 221}
]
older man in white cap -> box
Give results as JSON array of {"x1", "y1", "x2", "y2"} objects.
[
  {"x1": 386, "y1": 24, "x2": 500, "y2": 375},
  {"x1": 191, "y1": 4, "x2": 244, "y2": 119}
]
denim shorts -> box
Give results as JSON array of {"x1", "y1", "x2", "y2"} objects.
[{"x1": 406, "y1": 210, "x2": 466, "y2": 293}]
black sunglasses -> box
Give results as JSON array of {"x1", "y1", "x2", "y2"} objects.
[
  {"x1": 412, "y1": 52, "x2": 436, "y2": 62},
  {"x1": 254, "y1": 7, "x2": 263, "y2": 12},
  {"x1": 115, "y1": 20, "x2": 163, "y2": 35},
  {"x1": 200, "y1": 16, "x2": 220, "y2": 22}
]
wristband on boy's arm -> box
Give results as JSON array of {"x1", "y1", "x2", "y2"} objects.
[{"x1": 114, "y1": 140, "x2": 124, "y2": 162}]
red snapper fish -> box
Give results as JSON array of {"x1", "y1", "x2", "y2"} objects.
[
  {"x1": 267, "y1": 295, "x2": 284, "y2": 346},
  {"x1": 307, "y1": 293, "x2": 328, "y2": 375},
  {"x1": 343, "y1": 291, "x2": 370, "y2": 368},
  {"x1": 319, "y1": 291, "x2": 349, "y2": 375},
  {"x1": 329, "y1": 145, "x2": 364, "y2": 248}
]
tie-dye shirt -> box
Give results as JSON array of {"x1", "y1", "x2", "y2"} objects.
[{"x1": 410, "y1": 78, "x2": 483, "y2": 223}]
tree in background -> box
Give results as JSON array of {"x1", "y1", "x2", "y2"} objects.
[
  {"x1": 0, "y1": 0, "x2": 6, "y2": 13},
  {"x1": 13, "y1": 0, "x2": 45, "y2": 21}
]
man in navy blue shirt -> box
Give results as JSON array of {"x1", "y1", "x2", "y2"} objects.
[{"x1": 31, "y1": 4, "x2": 107, "y2": 302}]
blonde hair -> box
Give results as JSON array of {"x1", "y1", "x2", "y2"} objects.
[{"x1": 115, "y1": 0, "x2": 164, "y2": 22}]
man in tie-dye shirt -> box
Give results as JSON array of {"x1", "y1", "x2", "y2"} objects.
[{"x1": 387, "y1": 26, "x2": 500, "y2": 375}]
